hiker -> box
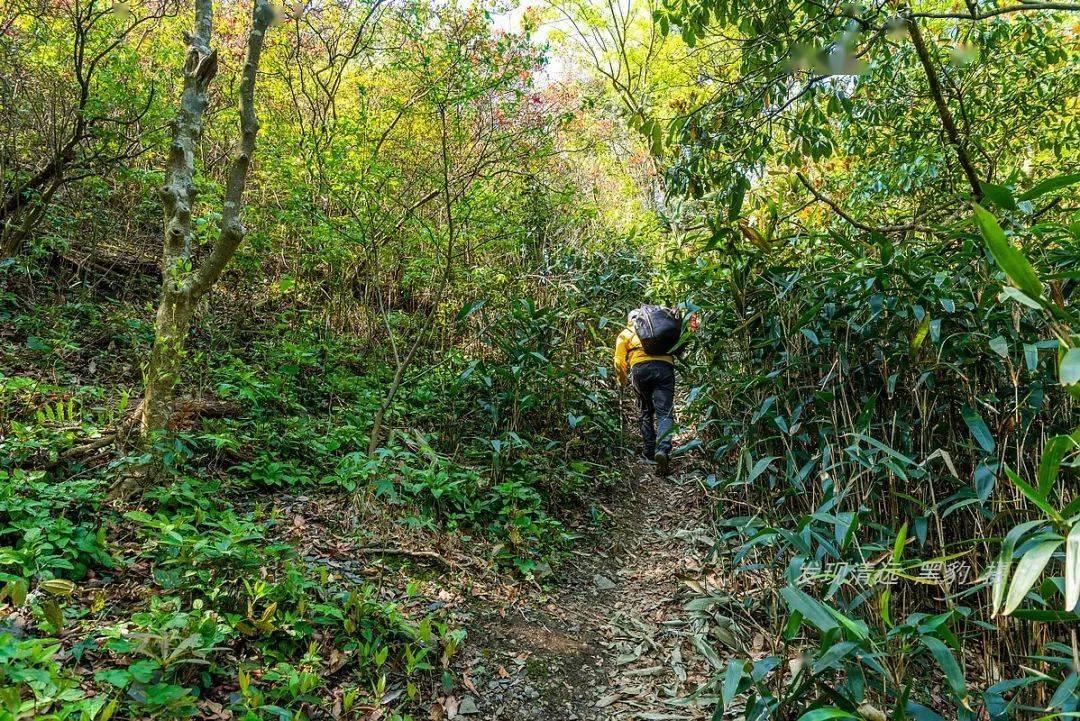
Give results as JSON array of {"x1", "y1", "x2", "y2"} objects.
[{"x1": 614, "y1": 306, "x2": 695, "y2": 475}]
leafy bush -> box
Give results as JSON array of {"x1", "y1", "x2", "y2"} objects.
[
  {"x1": 0, "y1": 470, "x2": 111, "y2": 582},
  {"x1": 672, "y1": 189, "x2": 1079, "y2": 717}
]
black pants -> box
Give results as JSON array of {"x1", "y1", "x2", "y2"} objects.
[{"x1": 630, "y1": 360, "x2": 675, "y2": 457}]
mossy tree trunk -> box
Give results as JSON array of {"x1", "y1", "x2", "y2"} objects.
[{"x1": 134, "y1": 0, "x2": 274, "y2": 470}]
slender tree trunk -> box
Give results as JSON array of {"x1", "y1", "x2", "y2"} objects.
[
  {"x1": 1, "y1": 177, "x2": 60, "y2": 258},
  {"x1": 366, "y1": 308, "x2": 441, "y2": 455},
  {"x1": 132, "y1": 0, "x2": 273, "y2": 465},
  {"x1": 138, "y1": 0, "x2": 217, "y2": 439},
  {"x1": 366, "y1": 103, "x2": 456, "y2": 455}
]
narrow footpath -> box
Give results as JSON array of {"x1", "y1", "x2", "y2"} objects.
[{"x1": 449, "y1": 461, "x2": 733, "y2": 720}]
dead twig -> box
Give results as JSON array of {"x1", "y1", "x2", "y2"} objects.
[{"x1": 356, "y1": 546, "x2": 453, "y2": 567}]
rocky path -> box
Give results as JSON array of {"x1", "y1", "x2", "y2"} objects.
[{"x1": 448, "y1": 460, "x2": 731, "y2": 720}]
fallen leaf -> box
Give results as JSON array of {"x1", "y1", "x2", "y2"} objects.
[
  {"x1": 595, "y1": 693, "x2": 621, "y2": 708},
  {"x1": 594, "y1": 574, "x2": 617, "y2": 590}
]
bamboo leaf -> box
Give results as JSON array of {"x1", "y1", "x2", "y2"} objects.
[
  {"x1": 814, "y1": 641, "x2": 859, "y2": 673},
  {"x1": 999, "y1": 286, "x2": 1042, "y2": 309},
  {"x1": 1003, "y1": 539, "x2": 1062, "y2": 615},
  {"x1": 892, "y1": 522, "x2": 908, "y2": 563},
  {"x1": 825, "y1": 604, "x2": 870, "y2": 640},
  {"x1": 972, "y1": 203, "x2": 1043, "y2": 300},
  {"x1": 991, "y1": 520, "x2": 1044, "y2": 615},
  {"x1": 1004, "y1": 468, "x2": 1065, "y2": 525},
  {"x1": 1066, "y1": 520, "x2": 1080, "y2": 613},
  {"x1": 747, "y1": 455, "x2": 778, "y2": 484},
  {"x1": 920, "y1": 636, "x2": 967, "y2": 700},
  {"x1": 780, "y1": 585, "x2": 839, "y2": 633},
  {"x1": 1060, "y1": 348, "x2": 1080, "y2": 386},
  {"x1": 851, "y1": 433, "x2": 917, "y2": 465},
  {"x1": 1008, "y1": 608, "x2": 1079, "y2": 622},
  {"x1": 455, "y1": 299, "x2": 486, "y2": 323},
  {"x1": 1037, "y1": 435, "x2": 1072, "y2": 497},
  {"x1": 1017, "y1": 172, "x2": 1080, "y2": 201},
  {"x1": 960, "y1": 404, "x2": 995, "y2": 453},
  {"x1": 797, "y1": 709, "x2": 858, "y2": 721},
  {"x1": 1048, "y1": 673, "x2": 1079, "y2": 710},
  {"x1": 911, "y1": 315, "x2": 930, "y2": 352},
  {"x1": 880, "y1": 585, "x2": 893, "y2": 627},
  {"x1": 721, "y1": 659, "x2": 744, "y2": 709}
]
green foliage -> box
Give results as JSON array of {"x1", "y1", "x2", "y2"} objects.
[
  {"x1": 4, "y1": 0, "x2": 1076, "y2": 716},
  {"x1": 0, "y1": 470, "x2": 111, "y2": 582},
  {"x1": 0, "y1": 632, "x2": 117, "y2": 721},
  {"x1": 665, "y1": 191, "x2": 1077, "y2": 716}
]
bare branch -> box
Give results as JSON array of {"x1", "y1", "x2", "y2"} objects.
[
  {"x1": 796, "y1": 172, "x2": 933, "y2": 234},
  {"x1": 905, "y1": 17, "x2": 983, "y2": 199},
  {"x1": 909, "y1": 2, "x2": 1080, "y2": 20}
]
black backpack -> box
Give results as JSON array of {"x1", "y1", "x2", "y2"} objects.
[{"x1": 631, "y1": 305, "x2": 682, "y2": 355}]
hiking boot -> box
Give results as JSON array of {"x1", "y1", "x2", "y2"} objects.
[{"x1": 654, "y1": 449, "x2": 670, "y2": 476}]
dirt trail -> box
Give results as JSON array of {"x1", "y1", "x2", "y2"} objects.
[{"x1": 450, "y1": 460, "x2": 724, "y2": 720}]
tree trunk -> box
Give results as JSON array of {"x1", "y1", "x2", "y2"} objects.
[
  {"x1": 129, "y1": 0, "x2": 273, "y2": 477},
  {"x1": 141, "y1": 288, "x2": 194, "y2": 436},
  {"x1": 366, "y1": 103, "x2": 456, "y2": 456},
  {"x1": 1, "y1": 175, "x2": 63, "y2": 259},
  {"x1": 136, "y1": 0, "x2": 217, "y2": 440}
]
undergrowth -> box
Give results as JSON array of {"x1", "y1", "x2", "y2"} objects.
[{"x1": 0, "y1": 243, "x2": 635, "y2": 718}]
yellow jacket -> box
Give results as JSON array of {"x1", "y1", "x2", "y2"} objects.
[{"x1": 614, "y1": 327, "x2": 673, "y2": 384}]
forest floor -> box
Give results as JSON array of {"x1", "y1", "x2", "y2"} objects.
[
  {"x1": 266, "y1": 454, "x2": 748, "y2": 720},
  {"x1": 431, "y1": 458, "x2": 731, "y2": 721}
]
